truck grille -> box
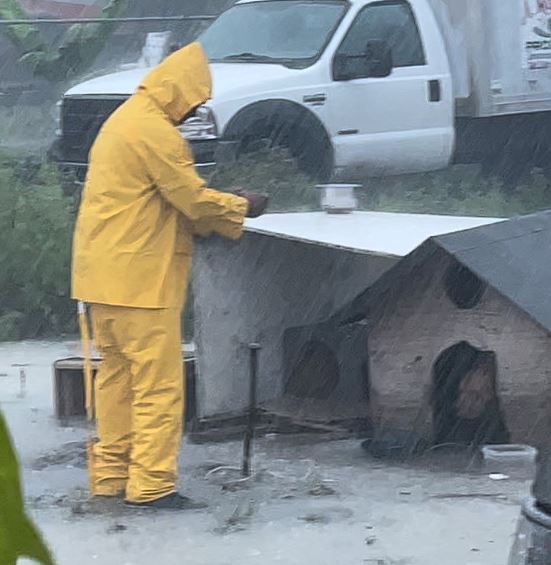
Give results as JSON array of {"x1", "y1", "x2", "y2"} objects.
[{"x1": 60, "y1": 96, "x2": 128, "y2": 164}]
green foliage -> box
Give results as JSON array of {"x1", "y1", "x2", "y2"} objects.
[
  {"x1": 1, "y1": 0, "x2": 129, "y2": 83},
  {"x1": 364, "y1": 166, "x2": 551, "y2": 217},
  {"x1": 211, "y1": 147, "x2": 318, "y2": 211},
  {"x1": 0, "y1": 0, "x2": 42, "y2": 52},
  {"x1": 0, "y1": 153, "x2": 75, "y2": 341},
  {"x1": 0, "y1": 412, "x2": 54, "y2": 564},
  {"x1": 214, "y1": 149, "x2": 551, "y2": 218}
]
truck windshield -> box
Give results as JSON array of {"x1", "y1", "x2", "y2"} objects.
[{"x1": 200, "y1": 1, "x2": 347, "y2": 68}]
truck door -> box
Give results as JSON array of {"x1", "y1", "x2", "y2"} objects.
[{"x1": 328, "y1": 0, "x2": 454, "y2": 177}]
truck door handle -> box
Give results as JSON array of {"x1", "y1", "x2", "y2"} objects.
[{"x1": 428, "y1": 80, "x2": 441, "y2": 102}]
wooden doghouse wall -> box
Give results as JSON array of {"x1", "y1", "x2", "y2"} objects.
[{"x1": 368, "y1": 251, "x2": 551, "y2": 447}]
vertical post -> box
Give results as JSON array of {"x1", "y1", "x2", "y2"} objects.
[
  {"x1": 13, "y1": 364, "x2": 28, "y2": 399},
  {"x1": 78, "y1": 301, "x2": 94, "y2": 420},
  {"x1": 242, "y1": 343, "x2": 261, "y2": 477},
  {"x1": 18, "y1": 368, "x2": 26, "y2": 399}
]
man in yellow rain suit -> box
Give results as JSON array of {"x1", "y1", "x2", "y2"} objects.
[{"x1": 72, "y1": 42, "x2": 267, "y2": 510}]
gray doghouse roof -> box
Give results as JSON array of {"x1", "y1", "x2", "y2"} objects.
[{"x1": 336, "y1": 210, "x2": 551, "y2": 333}]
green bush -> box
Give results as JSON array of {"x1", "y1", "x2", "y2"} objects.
[
  {"x1": 0, "y1": 153, "x2": 76, "y2": 340},
  {"x1": 364, "y1": 166, "x2": 551, "y2": 217},
  {"x1": 212, "y1": 149, "x2": 551, "y2": 217},
  {"x1": 211, "y1": 147, "x2": 317, "y2": 211}
]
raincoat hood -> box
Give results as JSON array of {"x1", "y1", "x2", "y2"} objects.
[{"x1": 138, "y1": 42, "x2": 212, "y2": 123}]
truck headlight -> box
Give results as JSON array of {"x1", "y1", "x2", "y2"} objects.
[{"x1": 178, "y1": 105, "x2": 218, "y2": 141}]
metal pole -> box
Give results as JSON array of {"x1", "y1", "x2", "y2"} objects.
[
  {"x1": 18, "y1": 368, "x2": 26, "y2": 399},
  {"x1": 242, "y1": 343, "x2": 261, "y2": 477},
  {"x1": 12, "y1": 363, "x2": 28, "y2": 399},
  {"x1": 0, "y1": 15, "x2": 216, "y2": 26}
]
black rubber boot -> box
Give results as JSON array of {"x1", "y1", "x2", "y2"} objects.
[{"x1": 125, "y1": 492, "x2": 207, "y2": 511}]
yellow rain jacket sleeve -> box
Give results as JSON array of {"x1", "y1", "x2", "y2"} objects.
[{"x1": 72, "y1": 43, "x2": 248, "y2": 309}]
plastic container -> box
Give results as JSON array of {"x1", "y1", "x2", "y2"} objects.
[
  {"x1": 316, "y1": 184, "x2": 360, "y2": 214},
  {"x1": 482, "y1": 444, "x2": 538, "y2": 480}
]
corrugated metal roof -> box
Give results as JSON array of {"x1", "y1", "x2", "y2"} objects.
[{"x1": 245, "y1": 211, "x2": 501, "y2": 258}]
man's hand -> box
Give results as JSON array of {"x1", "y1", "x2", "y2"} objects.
[{"x1": 232, "y1": 189, "x2": 269, "y2": 218}]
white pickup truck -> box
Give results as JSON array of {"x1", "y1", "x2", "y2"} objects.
[{"x1": 53, "y1": 0, "x2": 551, "y2": 185}]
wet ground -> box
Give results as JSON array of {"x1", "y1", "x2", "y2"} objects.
[{"x1": 1, "y1": 341, "x2": 528, "y2": 565}]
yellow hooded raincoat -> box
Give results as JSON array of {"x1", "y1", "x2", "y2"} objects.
[
  {"x1": 72, "y1": 43, "x2": 248, "y2": 503},
  {"x1": 73, "y1": 42, "x2": 247, "y2": 308}
]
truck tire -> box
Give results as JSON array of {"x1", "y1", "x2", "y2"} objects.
[{"x1": 223, "y1": 100, "x2": 333, "y2": 181}]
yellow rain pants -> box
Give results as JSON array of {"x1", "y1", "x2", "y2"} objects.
[{"x1": 89, "y1": 304, "x2": 183, "y2": 503}]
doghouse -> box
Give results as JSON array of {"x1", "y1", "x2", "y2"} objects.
[
  {"x1": 191, "y1": 210, "x2": 497, "y2": 433},
  {"x1": 335, "y1": 210, "x2": 551, "y2": 447}
]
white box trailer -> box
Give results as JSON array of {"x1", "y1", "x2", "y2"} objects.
[{"x1": 430, "y1": 0, "x2": 551, "y2": 116}]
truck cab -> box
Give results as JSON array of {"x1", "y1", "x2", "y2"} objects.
[{"x1": 53, "y1": 0, "x2": 455, "y2": 184}]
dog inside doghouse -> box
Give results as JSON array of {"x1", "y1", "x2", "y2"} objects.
[{"x1": 432, "y1": 341, "x2": 510, "y2": 446}]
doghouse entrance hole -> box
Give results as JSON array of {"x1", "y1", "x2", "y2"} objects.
[
  {"x1": 444, "y1": 263, "x2": 486, "y2": 309},
  {"x1": 432, "y1": 342, "x2": 509, "y2": 446}
]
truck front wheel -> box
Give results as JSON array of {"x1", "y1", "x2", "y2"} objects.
[{"x1": 224, "y1": 101, "x2": 333, "y2": 182}]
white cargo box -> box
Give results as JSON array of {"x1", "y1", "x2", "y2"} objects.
[{"x1": 429, "y1": 0, "x2": 551, "y2": 116}]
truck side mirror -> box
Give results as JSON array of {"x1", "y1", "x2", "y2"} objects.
[{"x1": 333, "y1": 39, "x2": 393, "y2": 81}]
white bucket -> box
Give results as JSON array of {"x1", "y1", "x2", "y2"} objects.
[
  {"x1": 316, "y1": 184, "x2": 361, "y2": 214},
  {"x1": 482, "y1": 444, "x2": 538, "y2": 480}
]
